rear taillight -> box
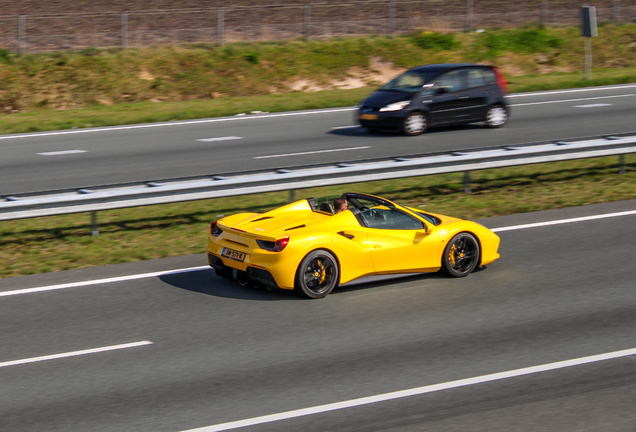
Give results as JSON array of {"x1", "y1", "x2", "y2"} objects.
[
  {"x1": 210, "y1": 221, "x2": 223, "y2": 237},
  {"x1": 274, "y1": 237, "x2": 289, "y2": 252},
  {"x1": 493, "y1": 66, "x2": 509, "y2": 94}
]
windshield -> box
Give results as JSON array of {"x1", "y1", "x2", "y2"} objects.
[{"x1": 380, "y1": 70, "x2": 436, "y2": 93}]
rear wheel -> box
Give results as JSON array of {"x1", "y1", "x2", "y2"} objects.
[
  {"x1": 403, "y1": 112, "x2": 428, "y2": 136},
  {"x1": 442, "y1": 233, "x2": 480, "y2": 277},
  {"x1": 486, "y1": 105, "x2": 508, "y2": 128},
  {"x1": 294, "y1": 250, "x2": 339, "y2": 299}
]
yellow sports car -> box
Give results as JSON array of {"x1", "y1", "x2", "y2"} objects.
[{"x1": 207, "y1": 193, "x2": 500, "y2": 299}]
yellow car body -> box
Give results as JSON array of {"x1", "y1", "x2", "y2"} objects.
[{"x1": 207, "y1": 193, "x2": 500, "y2": 298}]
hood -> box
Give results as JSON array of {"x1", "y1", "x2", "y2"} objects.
[{"x1": 361, "y1": 90, "x2": 413, "y2": 109}]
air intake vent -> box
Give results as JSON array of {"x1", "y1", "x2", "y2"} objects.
[
  {"x1": 251, "y1": 217, "x2": 273, "y2": 222},
  {"x1": 285, "y1": 224, "x2": 306, "y2": 231}
]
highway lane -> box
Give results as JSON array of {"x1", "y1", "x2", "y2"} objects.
[
  {"x1": 2, "y1": 84, "x2": 636, "y2": 195},
  {"x1": 1, "y1": 200, "x2": 635, "y2": 431}
]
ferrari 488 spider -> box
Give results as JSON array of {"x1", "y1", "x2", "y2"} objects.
[{"x1": 208, "y1": 193, "x2": 500, "y2": 298}]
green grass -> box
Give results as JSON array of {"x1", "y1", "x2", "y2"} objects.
[{"x1": 1, "y1": 156, "x2": 634, "y2": 279}]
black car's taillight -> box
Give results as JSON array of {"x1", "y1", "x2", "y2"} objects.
[
  {"x1": 210, "y1": 221, "x2": 223, "y2": 237},
  {"x1": 493, "y1": 66, "x2": 510, "y2": 94}
]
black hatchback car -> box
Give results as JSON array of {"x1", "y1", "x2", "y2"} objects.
[{"x1": 357, "y1": 63, "x2": 509, "y2": 136}]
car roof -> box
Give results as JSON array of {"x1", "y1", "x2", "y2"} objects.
[{"x1": 409, "y1": 63, "x2": 491, "y2": 73}]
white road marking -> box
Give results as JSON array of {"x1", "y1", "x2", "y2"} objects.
[
  {"x1": 510, "y1": 94, "x2": 633, "y2": 107},
  {"x1": 491, "y1": 209, "x2": 636, "y2": 233},
  {"x1": 506, "y1": 83, "x2": 636, "y2": 98},
  {"x1": 180, "y1": 347, "x2": 636, "y2": 432},
  {"x1": 0, "y1": 108, "x2": 357, "y2": 141},
  {"x1": 253, "y1": 146, "x2": 371, "y2": 159},
  {"x1": 573, "y1": 103, "x2": 612, "y2": 108},
  {"x1": 0, "y1": 341, "x2": 153, "y2": 369},
  {"x1": 331, "y1": 125, "x2": 360, "y2": 130},
  {"x1": 196, "y1": 136, "x2": 243, "y2": 142},
  {"x1": 0, "y1": 266, "x2": 209, "y2": 298},
  {"x1": 37, "y1": 150, "x2": 87, "y2": 156},
  {"x1": 1, "y1": 209, "x2": 635, "y2": 298}
]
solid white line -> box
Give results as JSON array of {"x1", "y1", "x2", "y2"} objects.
[
  {"x1": 0, "y1": 108, "x2": 357, "y2": 141},
  {"x1": 0, "y1": 341, "x2": 153, "y2": 368},
  {"x1": 506, "y1": 83, "x2": 636, "y2": 98},
  {"x1": 331, "y1": 125, "x2": 360, "y2": 130},
  {"x1": 510, "y1": 94, "x2": 633, "y2": 107},
  {"x1": 0, "y1": 266, "x2": 209, "y2": 298},
  {"x1": 196, "y1": 136, "x2": 243, "y2": 142},
  {"x1": 573, "y1": 103, "x2": 612, "y2": 108},
  {"x1": 180, "y1": 347, "x2": 636, "y2": 432},
  {"x1": 37, "y1": 150, "x2": 87, "y2": 156},
  {"x1": 253, "y1": 146, "x2": 370, "y2": 159},
  {"x1": 491, "y1": 209, "x2": 636, "y2": 233}
]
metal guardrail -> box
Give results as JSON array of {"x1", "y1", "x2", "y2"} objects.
[{"x1": 1, "y1": 133, "x2": 634, "y2": 234}]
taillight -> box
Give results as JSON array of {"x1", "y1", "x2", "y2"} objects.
[
  {"x1": 210, "y1": 221, "x2": 223, "y2": 237},
  {"x1": 493, "y1": 66, "x2": 509, "y2": 94},
  {"x1": 274, "y1": 237, "x2": 289, "y2": 252}
]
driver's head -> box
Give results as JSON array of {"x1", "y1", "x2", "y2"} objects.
[{"x1": 333, "y1": 197, "x2": 348, "y2": 213}]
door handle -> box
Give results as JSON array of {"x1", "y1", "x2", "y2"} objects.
[
  {"x1": 373, "y1": 245, "x2": 383, "y2": 249},
  {"x1": 337, "y1": 231, "x2": 354, "y2": 240}
]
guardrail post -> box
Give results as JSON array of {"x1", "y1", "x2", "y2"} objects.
[
  {"x1": 217, "y1": 7, "x2": 224, "y2": 46},
  {"x1": 91, "y1": 211, "x2": 99, "y2": 237},
  {"x1": 121, "y1": 11, "x2": 128, "y2": 50},
  {"x1": 289, "y1": 190, "x2": 296, "y2": 202},
  {"x1": 304, "y1": 4, "x2": 311, "y2": 40},
  {"x1": 619, "y1": 155, "x2": 626, "y2": 174},
  {"x1": 18, "y1": 15, "x2": 25, "y2": 57},
  {"x1": 463, "y1": 171, "x2": 471, "y2": 194}
]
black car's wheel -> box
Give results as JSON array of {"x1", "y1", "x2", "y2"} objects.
[
  {"x1": 442, "y1": 233, "x2": 480, "y2": 277},
  {"x1": 485, "y1": 105, "x2": 508, "y2": 128},
  {"x1": 295, "y1": 250, "x2": 339, "y2": 299},
  {"x1": 403, "y1": 112, "x2": 428, "y2": 136}
]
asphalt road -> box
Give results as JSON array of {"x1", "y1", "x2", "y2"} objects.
[
  {"x1": 2, "y1": 84, "x2": 636, "y2": 195},
  {"x1": 1, "y1": 200, "x2": 635, "y2": 431}
]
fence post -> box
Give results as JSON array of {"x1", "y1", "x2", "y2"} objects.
[
  {"x1": 91, "y1": 211, "x2": 99, "y2": 237},
  {"x1": 465, "y1": 0, "x2": 473, "y2": 32},
  {"x1": 304, "y1": 4, "x2": 311, "y2": 40},
  {"x1": 121, "y1": 11, "x2": 128, "y2": 49},
  {"x1": 540, "y1": 0, "x2": 548, "y2": 26},
  {"x1": 464, "y1": 171, "x2": 471, "y2": 194},
  {"x1": 18, "y1": 15, "x2": 25, "y2": 57},
  {"x1": 613, "y1": 0, "x2": 620, "y2": 25},
  {"x1": 388, "y1": 0, "x2": 395, "y2": 37},
  {"x1": 217, "y1": 7, "x2": 224, "y2": 46}
]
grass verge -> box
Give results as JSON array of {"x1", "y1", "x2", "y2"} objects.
[{"x1": 1, "y1": 155, "x2": 634, "y2": 279}]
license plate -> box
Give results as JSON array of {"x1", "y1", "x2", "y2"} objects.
[
  {"x1": 222, "y1": 248, "x2": 246, "y2": 262},
  {"x1": 360, "y1": 114, "x2": 378, "y2": 120}
]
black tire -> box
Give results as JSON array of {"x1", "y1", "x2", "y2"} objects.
[
  {"x1": 441, "y1": 233, "x2": 480, "y2": 277},
  {"x1": 294, "y1": 250, "x2": 339, "y2": 299},
  {"x1": 485, "y1": 105, "x2": 508, "y2": 128},
  {"x1": 403, "y1": 112, "x2": 429, "y2": 136}
]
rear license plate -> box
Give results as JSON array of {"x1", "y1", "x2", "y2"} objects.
[
  {"x1": 360, "y1": 114, "x2": 378, "y2": 120},
  {"x1": 222, "y1": 248, "x2": 246, "y2": 262}
]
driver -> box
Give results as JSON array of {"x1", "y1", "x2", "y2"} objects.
[{"x1": 333, "y1": 197, "x2": 348, "y2": 214}]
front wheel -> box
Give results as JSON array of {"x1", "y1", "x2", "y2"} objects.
[
  {"x1": 295, "y1": 250, "x2": 339, "y2": 299},
  {"x1": 485, "y1": 105, "x2": 508, "y2": 128},
  {"x1": 403, "y1": 112, "x2": 428, "y2": 136},
  {"x1": 442, "y1": 233, "x2": 480, "y2": 277}
]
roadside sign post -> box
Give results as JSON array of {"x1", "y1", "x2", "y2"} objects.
[{"x1": 581, "y1": 5, "x2": 598, "y2": 80}]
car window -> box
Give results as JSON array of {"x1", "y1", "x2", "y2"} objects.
[
  {"x1": 466, "y1": 68, "x2": 488, "y2": 88},
  {"x1": 435, "y1": 69, "x2": 467, "y2": 92},
  {"x1": 380, "y1": 70, "x2": 437, "y2": 93},
  {"x1": 360, "y1": 206, "x2": 425, "y2": 230}
]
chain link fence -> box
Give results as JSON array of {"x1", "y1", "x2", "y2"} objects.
[{"x1": 0, "y1": 0, "x2": 634, "y2": 55}]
